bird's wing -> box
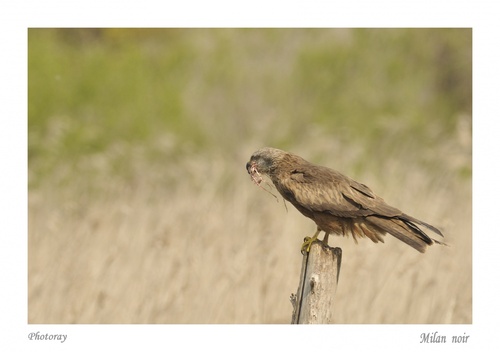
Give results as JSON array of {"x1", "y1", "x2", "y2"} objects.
[
  {"x1": 277, "y1": 165, "x2": 402, "y2": 218},
  {"x1": 276, "y1": 164, "x2": 443, "y2": 238},
  {"x1": 346, "y1": 175, "x2": 443, "y2": 236}
]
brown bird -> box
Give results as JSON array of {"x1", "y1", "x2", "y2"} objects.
[{"x1": 246, "y1": 147, "x2": 445, "y2": 253}]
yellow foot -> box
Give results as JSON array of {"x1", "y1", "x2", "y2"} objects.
[
  {"x1": 300, "y1": 237, "x2": 315, "y2": 254},
  {"x1": 300, "y1": 229, "x2": 321, "y2": 254}
]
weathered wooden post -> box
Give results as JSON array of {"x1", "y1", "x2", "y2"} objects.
[{"x1": 290, "y1": 240, "x2": 342, "y2": 324}]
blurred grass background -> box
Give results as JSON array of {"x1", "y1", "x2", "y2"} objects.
[{"x1": 28, "y1": 28, "x2": 471, "y2": 324}]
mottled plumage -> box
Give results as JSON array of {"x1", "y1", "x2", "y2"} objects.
[{"x1": 246, "y1": 147, "x2": 444, "y2": 253}]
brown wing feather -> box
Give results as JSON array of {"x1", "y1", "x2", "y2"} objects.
[{"x1": 274, "y1": 161, "x2": 398, "y2": 218}]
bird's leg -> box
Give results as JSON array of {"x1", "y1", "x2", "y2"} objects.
[
  {"x1": 322, "y1": 232, "x2": 330, "y2": 246},
  {"x1": 301, "y1": 227, "x2": 321, "y2": 254}
]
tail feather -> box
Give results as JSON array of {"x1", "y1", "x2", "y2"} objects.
[
  {"x1": 401, "y1": 213, "x2": 444, "y2": 237},
  {"x1": 365, "y1": 215, "x2": 444, "y2": 253}
]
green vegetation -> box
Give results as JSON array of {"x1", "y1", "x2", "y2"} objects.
[
  {"x1": 295, "y1": 29, "x2": 471, "y2": 136},
  {"x1": 29, "y1": 28, "x2": 471, "y2": 187}
]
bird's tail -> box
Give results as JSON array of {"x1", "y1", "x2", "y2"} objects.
[
  {"x1": 401, "y1": 213, "x2": 444, "y2": 237},
  {"x1": 366, "y1": 214, "x2": 445, "y2": 253}
]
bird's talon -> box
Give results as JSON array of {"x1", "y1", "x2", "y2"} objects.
[{"x1": 300, "y1": 237, "x2": 315, "y2": 254}]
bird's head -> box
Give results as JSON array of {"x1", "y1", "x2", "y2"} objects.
[{"x1": 246, "y1": 147, "x2": 285, "y2": 177}]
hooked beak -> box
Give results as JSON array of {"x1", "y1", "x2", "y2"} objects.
[{"x1": 245, "y1": 161, "x2": 252, "y2": 174}]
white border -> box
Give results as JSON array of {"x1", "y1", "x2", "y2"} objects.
[{"x1": 2, "y1": 1, "x2": 499, "y2": 350}]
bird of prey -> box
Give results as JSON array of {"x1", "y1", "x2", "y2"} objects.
[{"x1": 246, "y1": 147, "x2": 445, "y2": 253}]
